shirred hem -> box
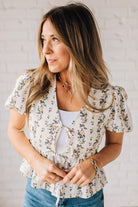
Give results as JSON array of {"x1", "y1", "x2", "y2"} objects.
[{"x1": 20, "y1": 162, "x2": 108, "y2": 199}]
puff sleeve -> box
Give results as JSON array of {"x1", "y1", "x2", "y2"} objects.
[
  {"x1": 105, "y1": 86, "x2": 133, "y2": 133},
  {"x1": 5, "y1": 70, "x2": 33, "y2": 115}
]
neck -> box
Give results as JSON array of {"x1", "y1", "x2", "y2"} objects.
[
  {"x1": 58, "y1": 71, "x2": 71, "y2": 84},
  {"x1": 57, "y1": 72, "x2": 73, "y2": 95}
]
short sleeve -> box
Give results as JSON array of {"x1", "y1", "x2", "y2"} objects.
[
  {"x1": 5, "y1": 70, "x2": 33, "y2": 115},
  {"x1": 105, "y1": 86, "x2": 133, "y2": 133}
]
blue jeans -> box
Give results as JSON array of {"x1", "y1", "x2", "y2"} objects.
[{"x1": 23, "y1": 178, "x2": 104, "y2": 207}]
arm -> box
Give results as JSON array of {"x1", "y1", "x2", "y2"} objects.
[
  {"x1": 92, "y1": 130, "x2": 124, "y2": 168},
  {"x1": 62, "y1": 130, "x2": 124, "y2": 186},
  {"x1": 8, "y1": 108, "x2": 66, "y2": 183}
]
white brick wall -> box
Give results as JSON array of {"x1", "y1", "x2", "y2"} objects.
[{"x1": 1, "y1": 0, "x2": 138, "y2": 206}]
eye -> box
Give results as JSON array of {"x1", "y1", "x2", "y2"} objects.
[
  {"x1": 41, "y1": 38, "x2": 46, "y2": 43},
  {"x1": 52, "y1": 37, "x2": 59, "y2": 42}
]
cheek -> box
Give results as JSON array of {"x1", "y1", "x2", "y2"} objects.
[{"x1": 59, "y1": 49, "x2": 70, "y2": 63}]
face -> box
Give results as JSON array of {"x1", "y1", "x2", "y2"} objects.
[{"x1": 41, "y1": 19, "x2": 70, "y2": 73}]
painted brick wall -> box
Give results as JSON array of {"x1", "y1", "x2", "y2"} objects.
[{"x1": 1, "y1": 0, "x2": 138, "y2": 206}]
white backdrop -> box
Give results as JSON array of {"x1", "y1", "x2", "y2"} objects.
[{"x1": 0, "y1": 0, "x2": 138, "y2": 206}]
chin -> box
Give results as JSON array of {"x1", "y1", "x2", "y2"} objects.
[
  {"x1": 48, "y1": 66, "x2": 65, "y2": 74},
  {"x1": 48, "y1": 68, "x2": 60, "y2": 73}
]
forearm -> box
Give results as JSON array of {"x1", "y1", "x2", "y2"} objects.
[
  {"x1": 8, "y1": 128, "x2": 67, "y2": 183},
  {"x1": 8, "y1": 128, "x2": 41, "y2": 167},
  {"x1": 92, "y1": 143, "x2": 122, "y2": 169}
]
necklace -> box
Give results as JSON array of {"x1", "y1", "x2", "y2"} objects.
[{"x1": 57, "y1": 73, "x2": 72, "y2": 94}]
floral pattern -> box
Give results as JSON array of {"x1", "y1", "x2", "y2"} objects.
[{"x1": 5, "y1": 70, "x2": 133, "y2": 199}]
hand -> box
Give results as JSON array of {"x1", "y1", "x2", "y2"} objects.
[
  {"x1": 62, "y1": 158, "x2": 96, "y2": 187},
  {"x1": 32, "y1": 155, "x2": 67, "y2": 184}
]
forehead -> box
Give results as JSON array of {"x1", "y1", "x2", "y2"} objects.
[{"x1": 41, "y1": 19, "x2": 59, "y2": 36}]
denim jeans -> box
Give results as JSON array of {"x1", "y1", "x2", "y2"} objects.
[{"x1": 23, "y1": 178, "x2": 104, "y2": 207}]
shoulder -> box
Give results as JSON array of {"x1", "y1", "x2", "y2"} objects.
[
  {"x1": 100, "y1": 84, "x2": 128, "y2": 101},
  {"x1": 16, "y1": 69, "x2": 36, "y2": 82},
  {"x1": 14, "y1": 69, "x2": 36, "y2": 89},
  {"x1": 89, "y1": 84, "x2": 128, "y2": 109},
  {"x1": 112, "y1": 85, "x2": 127, "y2": 97},
  {"x1": 111, "y1": 85, "x2": 128, "y2": 107},
  {"x1": 104, "y1": 85, "x2": 133, "y2": 132},
  {"x1": 100, "y1": 84, "x2": 127, "y2": 97}
]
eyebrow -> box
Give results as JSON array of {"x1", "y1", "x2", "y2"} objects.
[{"x1": 41, "y1": 34, "x2": 55, "y2": 38}]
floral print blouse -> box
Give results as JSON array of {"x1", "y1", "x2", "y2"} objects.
[{"x1": 5, "y1": 70, "x2": 133, "y2": 199}]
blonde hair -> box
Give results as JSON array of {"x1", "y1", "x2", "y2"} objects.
[{"x1": 25, "y1": 3, "x2": 112, "y2": 126}]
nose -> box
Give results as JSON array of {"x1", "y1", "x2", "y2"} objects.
[{"x1": 43, "y1": 41, "x2": 53, "y2": 55}]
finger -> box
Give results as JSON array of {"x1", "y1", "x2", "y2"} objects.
[
  {"x1": 49, "y1": 173, "x2": 63, "y2": 181},
  {"x1": 55, "y1": 176, "x2": 62, "y2": 182},
  {"x1": 47, "y1": 176, "x2": 62, "y2": 183},
  {"x1": 50, "y1": 173, "x2": 57, "y2": 180},
  {"x1": 70, "y1": 174, "x2": 80, "y2": 185},
  {"x1": 51, "y1": 165, "x2": 67, "y2": 178},
  {"x1": 80, "y1": 179, "x2": 91, "y2": 187},
  {"x1": 46, "y1": 177, "x2": 57, "y2": 184},
  {"x1": 75, "y1": 177, "x2": 86, "y2": 186},
  {"x1": 65, "y1": 170, "x2": 69, "y2": 174},
  {"x1": 62, "y1": 169, "x2": 76, "y2": 185},
  {"x1": 43, "y1": 179, "x2": 50, "y2": 184}
]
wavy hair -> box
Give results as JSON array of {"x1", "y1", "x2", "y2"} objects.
[{"x1": 25, "y1": 3, "x2": 112, "y2": 127}]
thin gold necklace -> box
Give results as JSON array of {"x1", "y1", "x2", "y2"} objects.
[{"x1": 57, "y1": 73, "x2": 72, "y2": 94}]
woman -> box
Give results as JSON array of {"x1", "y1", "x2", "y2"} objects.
[{"x1": 5, "y1": 3, "x2": 132, "y2": 207}]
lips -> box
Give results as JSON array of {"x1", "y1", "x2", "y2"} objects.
[{"x1": 47, "y1": 59, "x2": 56, "y2": 64}]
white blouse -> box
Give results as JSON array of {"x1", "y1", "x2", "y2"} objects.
[{"x1": 5, "y1": 70, "x2": 133, "y2": 200}]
